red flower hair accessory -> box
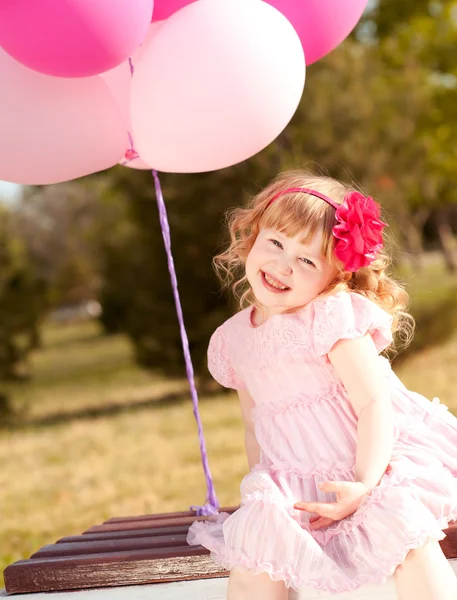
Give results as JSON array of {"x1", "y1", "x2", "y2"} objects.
[
  {"x1": 266, "y1": 187, "x2": 387, "y2": 272},
  {"x1": 333, "y1": 191, "x2": 386, "y2": 272}
]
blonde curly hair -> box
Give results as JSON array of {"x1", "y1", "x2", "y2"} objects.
[{"x1": 214, "y1": 169, "x2": 414, "y2": 350}]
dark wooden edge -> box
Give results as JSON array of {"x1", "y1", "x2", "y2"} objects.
[
  {"x1": 32, "y1": 534, "x2": 190, "y2": 559},
  {"x1": 105, "y1": 506, "x2": 238, "y2": 524},
  {"x1": 440, "y1": 526, "x2": 457, "y2": 559},
  {"x1": 57, "y1": 524, "x2": 191, "y2": 543},
  {"x1": 86, "y1": 515, "x2": 205, "y2": 533},
  {"x1": 5, "y1": 552, "x2": 228, "y2": 595},
  {"x1": 9, "y1": 545, "x2": 209, "y2": 568},
  {"x1": 86, "y1": 507, "x2": 237, "y2": 534}
]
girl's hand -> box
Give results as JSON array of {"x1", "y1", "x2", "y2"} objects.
[{"x1": 294, "y1": 481, "x2": 369, "y2": 531}]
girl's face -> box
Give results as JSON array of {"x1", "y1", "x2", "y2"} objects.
[{"x1": 245, "y1": 227, "x2": 338, "y2": 317}]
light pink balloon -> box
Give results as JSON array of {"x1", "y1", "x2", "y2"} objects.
[
  {"x1": 0, "y1": 49, "x2": 129, "y2": 185},
  {"x1": 101, "y1": 62, "x2": 133, "y2": 128},
  {"x1": 266, "y1": 0, "x2": 368, "y2": 65},
  {"x1": 101, "y1": 22, "x2": 162, "y2": 170},
  {"x1": 0, "y1": 0, "x2": 154, "y2": 78},
  {"x1": 152, "y1": 0, "x2": 195, "y2": 21},
  {"x1": 131, "y1": 0, "x2": 305, "y2": 173}
]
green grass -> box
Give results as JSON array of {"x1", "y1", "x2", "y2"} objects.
[
  {"x1": 1, "y1": 262, "x2": 457, "y2": 589},
  {"x1": 397, "y1": 257, "x2": 457, "y2": 309},
  {"x1": 0, "y1": 392, "x2": 247, "y2": 588},
  {"x1": 3, "y1": 321, "x2": 189, "y2": 423},
  {"x1": 0, "y1": 320, "x2": 247, "y2": 588}
]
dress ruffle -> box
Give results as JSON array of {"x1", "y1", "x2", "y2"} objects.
[
  {"x1": 188, "y1": 444, "x2": 457, "y2": 594},
  {"x1": 188, "y1": 525, "x2": 452, "y2": 595}
]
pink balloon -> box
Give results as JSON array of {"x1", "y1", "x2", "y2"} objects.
[
  {"x1": 100, "y1": 56, "x2": 152, "y2": 170},
  {"x1": 0, "y1": 0, "x2": 154, "y2": 78},
  {"x1": 101, "y1": 62, "x2": 133, "y2": 128},
  {"x1": 152, "y1": 0, "x2": 195, "y2": 22},
  {"x1": 0, "y1": 49, "x2": 129, "y2": 185},
  {"x1": 131, "y1": 0, "x2": 305, "y2": 173},
  {"x1": 101, "y1": 23, "x2": 163, "y2": 170},
  {"x1": 266, "y1": 0, "x2": 368, "y2": 65}
]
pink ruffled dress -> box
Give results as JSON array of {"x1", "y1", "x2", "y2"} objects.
[{"x1": 187, "y1": 291, "x2": 457, "y2": 594}]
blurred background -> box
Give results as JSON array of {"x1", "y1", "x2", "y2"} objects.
[{"x1": 1, "y1": 0, "x2": 457, "y2": 586}]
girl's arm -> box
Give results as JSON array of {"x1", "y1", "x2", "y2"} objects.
[
  {"x1": 237, "y1": 388, "x2": 260, "y2": 470},
  {"x1": 328, "y1": 334, "x2": 394, "y2": 490}
]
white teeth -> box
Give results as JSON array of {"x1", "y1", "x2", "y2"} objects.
[{"x1": 264, "y1": 272, "x2": 288, "y2": 290}]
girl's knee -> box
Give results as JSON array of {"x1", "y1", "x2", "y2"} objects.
[
  {"x1": 401, "y1": 538, "x2": 439, "y2": 563},
  {"x1": 228, "y1": 567, "x2": 257, "y2": 591},
  {"x1": 228, "y1": 567, "x2": 287, "y2": 597}
]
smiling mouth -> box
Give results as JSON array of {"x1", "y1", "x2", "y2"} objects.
[{"x1": 261, "y1": 271, "x2": 290, "y2": 292}]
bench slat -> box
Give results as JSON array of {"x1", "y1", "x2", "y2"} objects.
[
  {"x1": 105, "y1": 506, "x2": 237, "y2": 524},
  {"x1": 86, "y1": 515, "x2": 206, "y2": 533},
  {"x1": 32, "y1": 535, "x2": 190, "y2": 558},
  {"x1": 58, "y1": 524, "x2": 191, "y2": 543},
  {"x1": 4, "y1": 512, "x2": 457, "y2": 596},
  {"x1": 5, "y1": 552, "x2": 226, "y2": 595}
]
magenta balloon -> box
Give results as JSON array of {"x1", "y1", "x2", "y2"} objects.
[
  {"x1": 131, "y1": 0, "x2": 305, "y2": 173},
  {"x1": 152, "y1": 0, "x2": 195, "y2": 22},
  {"x1": 266, "y1": 0, "x2": 368, "y2": 65},
  {"x1": 0, "y1": 49, "x2": 129, "y2": 185},
  {"x1": 0, "y1": 0, "x2": 154, "y2": 78}
]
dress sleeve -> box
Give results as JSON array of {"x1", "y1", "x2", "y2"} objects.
[
  {"x1": 312, "y1": 292, "x2": 394, "y2": 357},
  {"x1": 207, "y1": 327, "x2": 245, "y2": 390}
]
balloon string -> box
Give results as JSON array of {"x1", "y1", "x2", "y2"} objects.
[
  {"x1": 152, "y1": 169, "x2": 220, "y2": 517},
  {"x1": 120, "y1": 58, "x2": 139, "y2": 164},
  {"x1": 125, "y1": 55, "x2": 219, "y2": 515}
]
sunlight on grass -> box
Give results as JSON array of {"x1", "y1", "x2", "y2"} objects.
[
  {"x1": 396, "y1": 340, "x2": 457, "y2": 407},
  {"x1": 0, "y1": 392, "x2": 246, "y2": 585},
  {"x1": 3, "y1": 320, "x2": 189, "y2": 422},
  {"x1": 0, "y1": 318, "x2": 247, "y2": 586}
]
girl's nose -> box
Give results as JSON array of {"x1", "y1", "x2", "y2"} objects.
[{"x1": 276, "y1": 256, "x2": 293, "y2": 276}]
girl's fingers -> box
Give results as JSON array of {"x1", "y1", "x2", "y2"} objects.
[
  {"x1": 294, "y1": 501, "x2": 337, "y2": 518},
  {"x1": 319, "y1": 480, "x2": 350, "y2": 492},
  {"x1": 309, "y1": 517, "x2": 334, "y2": 530}
]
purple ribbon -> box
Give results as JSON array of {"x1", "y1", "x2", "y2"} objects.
[
  {"x1": 152, "y1": 169, "x2": 220, "y2": 517},
  {"x1": 125, "y1": 54, "x2": 218, "y2": 516}
]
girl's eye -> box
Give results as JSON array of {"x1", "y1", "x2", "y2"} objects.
[
  {"x1": 300, "y1": 257, "x2": 315, "y2": 267},
  {"x1": 269, "y1": 239, "x2": 315, "y2": 267}
]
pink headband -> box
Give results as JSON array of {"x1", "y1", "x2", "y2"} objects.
[
  {"x1": 266, "y1": 186, "x2": 387, "y2": 272},
  {"x1": 267, "y1": 187, "x2": 339, "y2": 210}
]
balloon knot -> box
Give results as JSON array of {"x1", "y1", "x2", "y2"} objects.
[
  {"x1": 190, "y1": 503, "x2": 219, "y2": 517},
  {"x1": 125, "y1": 148, "x2": 139, "y2": 161}
]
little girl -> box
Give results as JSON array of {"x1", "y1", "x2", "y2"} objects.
[{"x1": 187, "y1": 170, "x2": 457, "y2": 600}]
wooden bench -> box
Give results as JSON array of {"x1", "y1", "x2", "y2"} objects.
[
  {"x1": 3, "y1": 508, "x2": 237, "y2": 595},
  {"x1": 3, "y1": 512, "x2": 457, "y2": 598}
]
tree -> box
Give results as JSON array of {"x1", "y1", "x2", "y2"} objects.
[
  {"x1": 359, "y1": 0, "x2": 457, "y2": 269},
  {"x1": 12, "y1": 181, "x2": 114, "y2": 307},
  {"x1": 0, "y1": 206, "x2": 48, "y2": 383}
]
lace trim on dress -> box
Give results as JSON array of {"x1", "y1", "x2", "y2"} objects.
[
  {"x1": 207, "y1": 327, "x2": 245, "y2": 389},
  {"x1": 311, "y1": 292, "x2": 394, "y2": 356}
]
